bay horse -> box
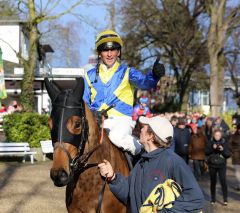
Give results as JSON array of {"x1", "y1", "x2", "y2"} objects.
[{"x1": 44, "y1": 77, "x2": 129, "y2": 213}]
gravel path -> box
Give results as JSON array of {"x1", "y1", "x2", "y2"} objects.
[{"x1": 0, "y1": 161, "x2": 66, "y2": 213}]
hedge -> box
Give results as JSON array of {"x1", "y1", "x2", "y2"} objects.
[{"x1": 3, "y1": 112, "x2": 51, "y2": 148}]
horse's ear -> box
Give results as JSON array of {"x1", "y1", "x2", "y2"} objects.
[
  {"x1": 73, "y1": 77, "x2": 84, "y2": 99},
  {"x1": 44, "y1": 77, "x2": 60, "y2": 101}
]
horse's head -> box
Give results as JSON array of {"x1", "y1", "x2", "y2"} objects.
[{"x1": 45, "y1": 77, "x2": 88, "y2": 187}]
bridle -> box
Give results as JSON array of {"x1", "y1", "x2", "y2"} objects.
[
  {"x1": 51, "y1": 89, "x2": 107, "y2": 213},
  {"x1": 51, "y1": 89, "x2": 92, "y2": 174}
]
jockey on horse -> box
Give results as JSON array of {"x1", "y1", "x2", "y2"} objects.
[{"x1": 83, "y1": 29, "x2": 165, "y2": 156}]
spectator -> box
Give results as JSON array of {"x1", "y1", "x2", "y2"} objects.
[
  {"x1": 7, "y1": 100, "x2": 18, "y2": 114},
  {"x1": 198, "y1": 114, "x2": 207, "y2": 128},
  {"x1": 205, "y1": 129, "x2": 231, "y2": 205},
  {"x1": 189, "y1": 125, "x2": 207, "y2": 180},
  {"x1": 205, "y1": 117, "x2": 214, "y2": 142},
  {"x1": 132, "y1": 96, "x2": 152, "y2": 122},
  {"x1": 229, "y1": 124, "x2": 240, "y2": 191},
  {"x1": 170, "y1": 115, "x2": 178, "y2": 127},
  {"x1": 169, "y1": 115, "x2": 179, "y2": 151},
  {"x1": 98, "y1": 116, "x2": 204, "y2": 212},
  {"x1": 214, "y1": 116, "x2": 230, "y2": 139},
  {"x1": 187, "y1": 116, "x2": 199, "y2": 134},
  {"x1": 174, "y1": 117, "x2": 191, "y2": 164},
  {"x1": 0, "y1": 104, "x2": 7, "y2": 114}
]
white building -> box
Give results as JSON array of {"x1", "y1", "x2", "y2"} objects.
[
  {"x1": 0, "y1": 20, "x2": 28, "y2": 64},
  {"x1": 0, "y1": 20, "x2": 85, "y2": 114}
]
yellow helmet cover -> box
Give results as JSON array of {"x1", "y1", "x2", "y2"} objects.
[{"x1": 95, "y1": 29, "x2": 123, "y2": 50}]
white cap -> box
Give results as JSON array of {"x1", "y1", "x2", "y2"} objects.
[{"x1": 139, "y1": 116, "x2": 173, "y2": 143}]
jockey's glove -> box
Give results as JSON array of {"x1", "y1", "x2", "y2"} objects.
[
  {"x1": 93, "y1": 110, "x2": 108, "y2": 125},
  {"x1": 93, "y1": 111, "x2": 103, "y2": 124},
  {"x1": 152, "y1": 57, "x2": 165, "y2": 78}
]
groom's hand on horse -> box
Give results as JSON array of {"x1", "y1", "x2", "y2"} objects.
[
  {"x1": 98, "y1": 159, "x2": 115, "y2": 182},
  {"x1": 152, "y1": 56, "x2": 165, "y2": 78}
]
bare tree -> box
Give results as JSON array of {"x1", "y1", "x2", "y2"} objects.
[
  {"x1": 0, "y1": 0, "x2": 19, "y2": 20},
  {"x1": 225, "y1": 30, "x2": 240, "y2": 106},
  {"x1": 42, "y1": 20, "x2": 82, "y2": 68},
  {"x1": 205, "y1": 0, "x2": 240, "y2": 116},
  {"x1": 12, "y1": 0, "x2": 87, "y2": 112},
  {"x1": 119, "y1": 0, "x2": 208, "y2": 112}
]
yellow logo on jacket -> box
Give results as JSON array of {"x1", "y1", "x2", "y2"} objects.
[{"x1": 139, "y1": 179, "x2": 182, "y2": 213}]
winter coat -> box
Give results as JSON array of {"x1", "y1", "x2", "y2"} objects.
[
  {"x1": 189, "y1": 132, "x2": 207, "y2": 160},
  {"x1": 229, "y1": 132, "x2": 240, "y2": 165},
  {"x1": 205, "y1": 138, "x2": 231, "y2": 168},
  {"x1": 204, "y1": 125, "x2": 213, "y2": 142},
  {"x1": 109, "y1": 148, "x2": 204, "y2": 213},
  {"x1": 174, "y1": 127, "x2": 191, "y2": 157}
]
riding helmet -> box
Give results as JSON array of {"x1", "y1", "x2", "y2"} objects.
[{"x1": 95, "y1": 30, "x2": 123, "y2": 52}]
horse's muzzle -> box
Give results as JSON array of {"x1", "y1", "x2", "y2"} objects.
[{"x1": 50, "y1": 169, "x2": 69, "y2": 187}]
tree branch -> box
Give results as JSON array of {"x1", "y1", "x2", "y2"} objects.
[
  {"x1": 38, "y1": 0, "x2": 84, "y2": 23},
  {"x1": 0, "y1": 38, "x2": 27, "y2": 65},
  {"x1": 45, "y1": 0, "x2": 61, "y2": 15},
  {"x1": 17, "y1": 0, "x2": 28, "y2": 14}
]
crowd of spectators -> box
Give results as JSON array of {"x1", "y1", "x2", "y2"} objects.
[
  {"x1": 0, "y1": 100, "x2": 22, "y2": 118},
  {"x1": 161, "y1": 112, "x2": 239, "y2": 205},
  {"x1": 132, "y1": 97, "x2": 240, "y2": 206}
]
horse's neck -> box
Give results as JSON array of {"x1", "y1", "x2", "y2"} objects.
[
  {"x1": 84, "y1": 103, "x2": 100, "y2": 147},
  {"x1": 84, "y1": 103, "x2": 124, "y2": 162}
]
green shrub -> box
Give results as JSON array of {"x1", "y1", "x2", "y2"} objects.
[{"x1": 3, "y1": 112, "x2": 51, "y2": 148}]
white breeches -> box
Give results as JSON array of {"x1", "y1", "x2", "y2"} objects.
[{"x1": 103, "y1": 116, "x2": 142, "y2": 155}]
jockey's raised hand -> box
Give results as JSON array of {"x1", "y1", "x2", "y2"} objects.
[{"x1": 152, "y1": 56, "x2": 165, "y2": 78}]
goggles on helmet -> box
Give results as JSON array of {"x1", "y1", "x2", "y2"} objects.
[{"x1": 97, "y1": 41, "x2": 121, "y2": 52}]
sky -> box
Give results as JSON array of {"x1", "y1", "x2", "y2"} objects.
[
  {"x1": 51, "y1": 0, "x2": 112, "y2": 67},
  {"x1": 37, "y1": 0, "x2": 240, "y2": 68}
]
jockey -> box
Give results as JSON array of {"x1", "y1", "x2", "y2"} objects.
[
  {"x1": 132, "y1": 97, "x2": 152, "y2": 121},
  {"x1": 83, "y1": 29, "x2": 165, "y2": 155}
]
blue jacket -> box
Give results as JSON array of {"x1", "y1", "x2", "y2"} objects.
[
  {"x1": 109, "y1": 148, "x2": 204, "y2": 212},
  {"x1": 83, "y1": 62, "x2": 159, "y2": 117},
  {"x1": 174, "y1": 127, "x2": 191, "y2": 156}
]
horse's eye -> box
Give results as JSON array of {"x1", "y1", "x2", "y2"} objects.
[
  {"x1": 74, "y1": 122, "x2": 81, "y2": 129},
  {"x1": 67, "y1": 116, "x2": 82, "y2": 135}
]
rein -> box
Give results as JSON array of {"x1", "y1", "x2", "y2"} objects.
[{"x1": 69, "y1": 113, "x2": 107, "y2": 213}]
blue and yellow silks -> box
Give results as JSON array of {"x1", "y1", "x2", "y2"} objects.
[{"x1": 83, "y1": 62, "x2": 159, "y2": 117}]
